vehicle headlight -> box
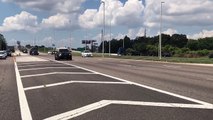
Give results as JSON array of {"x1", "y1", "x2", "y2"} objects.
[{"x1": 59, "y1": 53, "x2": 62, "y2": 56}]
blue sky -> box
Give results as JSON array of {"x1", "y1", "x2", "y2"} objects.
[{"x1": 0, "y1": 0, "x2": 213, "y2": 48}]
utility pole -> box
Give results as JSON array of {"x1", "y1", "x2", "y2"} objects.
[
  {"x1": 101, "y1": 0, "x2": 105, "y2": 57},
  {"x1": 159, "y1": 1, "x2": 164, "y2": 60}
]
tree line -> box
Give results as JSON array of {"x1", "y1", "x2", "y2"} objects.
[
  {"x1": 98, "y1": 34, "x2": 213, "y2": 58},
  {"x1": 0, "y1": 34, "x2": 7, "y2": 50}
]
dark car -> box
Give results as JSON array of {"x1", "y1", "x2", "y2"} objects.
[
  {"x1": 55, "y1": 47, "x2": 72, "y2": 60},
  {"x1": 6, "y1": 49, "x2": 12, "y2": 56},
  {"x1": 22, "y1": 48, "x2": 28, "y2": 53},
  {"x1": 29, "y1": 47, "x2": 39, "y2": 55}
]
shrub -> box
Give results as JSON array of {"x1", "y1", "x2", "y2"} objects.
[
  {"x1": 197, "y1": 49, "x2": 209, "y2": 56},
  {"x1": 209, "y1": 52, "x2": 213, "y2": 58}
]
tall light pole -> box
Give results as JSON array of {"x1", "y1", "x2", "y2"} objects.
[
  {"x1": 109, "y1": 16, "x2": 111, "y2": 56},
  {"x1": 159, "y1": 1, "x2": 164, "y2": 60},
  {"x1": 101, "y1": 0, "x2": 105, "y2": 58},
  {"x1": 69, "y1": 20, "x2": 72, "y2": 50}
]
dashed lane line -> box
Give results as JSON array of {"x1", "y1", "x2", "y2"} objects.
[
  {"x1": 44, "y1": 100, "x2": 213, "y2": 120},
  {"x1": 24, "y1": 81, "x2": 130, "y2": 91},
  {"x1": 14, "y1": 61, "x2": 32, "y2": 120},
  {"x1": 163, "y1": 65, "x2": 181, "y2": 69},
  {"x1": 19, "y1": 67, "x2": 76, "y2": 71},
  {"x1": 20, "y1": 72, "x2": 96, "y2": 78}
]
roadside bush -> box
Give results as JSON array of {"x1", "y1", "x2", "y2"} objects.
[
  {"x1": 209, "y1": 52, "x2": 213, "y2": 58},
  {"x1": 126, "y1": 48, "x2": 135, "y2": 56},
  {"x1": 197, "y1": 49, "x2": 209, "y2": 56},
  {"x1": 181, "y1": 47, "x2": 190, "y2": 54}
]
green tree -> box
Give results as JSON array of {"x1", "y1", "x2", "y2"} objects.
[
  {"x1": 187, "y1": 40, "x2": 199, "y2": 50},
  {"x1": 146, "y1": 45, "x2": 158, "y2": 56},
  {"x1": 0, "y1": 34, "x2": 7, "y2": 50},
  {"x1": 171, "y1": 34, "x2": 188, "y2": 48}
]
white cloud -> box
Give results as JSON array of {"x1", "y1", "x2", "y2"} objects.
[
  {"x1": 41, "y1": 14, "x2": 70, "y2": 29},
  {"x1": 0, "y1": 11, "x2": 39, "y2": 32},
  {"x1": 188, "y1": 30, "x2": 213, "y2": 39},
  {"x1": 2, "y1": 0, "x2": 86, "y2": 13},
  {"x1": 79, "y1": 0, "x2": 144, "y2": 29},
  {"x1": 163, "y1": 28, "x2": 178, "y2": 36},
  {"x1": 79, "y1": 9, "x2": 99, "y2": 29},
  {"x1": 144, "y1": 0, "x2": 213, "y2": 28}
]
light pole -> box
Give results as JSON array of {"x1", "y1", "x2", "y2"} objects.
[
  {"x1": 69, "y1": 20, "x2": 72, "y2": 50},
  {"x1": 101, "y1": 0, "x2": 105, "y2": 58},
  {"x1": 109, "y1": 10, "x2": 112, "y2": 56},
  {"x1": 159, "y1": 1, "x2": 164, "y2": 60},
  {"x1": 109, "y1": 17, "x2": 111, "y2": 56}
]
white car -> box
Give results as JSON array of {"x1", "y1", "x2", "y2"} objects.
[
  {"x1": 47, "y1": 51, "x2": 52, "y2": 54},
  {"x1": 0, "y1": 50, "x2": 7, "y2": 59},
  {"x1": 81, "y1": 50, "x2": 93, "y2": 57}
]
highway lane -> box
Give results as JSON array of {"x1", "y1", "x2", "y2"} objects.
[
  {"x1": 0, "y1": 57, "x2": 21, "y2": 120},
  {"x1": 2, "y1": 54, "x2": 213, "y2": 120},
  {"x1": 42, "y1": 55, "x2": 213, "y2": 104}
]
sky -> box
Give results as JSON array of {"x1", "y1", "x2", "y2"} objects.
[{"x1": 0, "y1": 0, "x2": 213, "y2": 48}]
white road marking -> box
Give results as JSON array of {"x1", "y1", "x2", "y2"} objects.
[
  {"x1": 14, "y1": 61, "x2": 32, "y2": 120},
  {"x1": 24, "y1": 81, "x2": 130, "y2": 91},
  {"x1": 206, "y1": 77, "x2": 213, "y2": 81},
  {"x1": 44, "y1": 100, "x2": 111, "y2": 120},
  {"x1": 18, "y1": 64, "x2": 65, "y2": 68},
  {"x1": 16, "y1": 56, "x2": 48, "y2": 62},
  {"x1": 163, "y1": 65, "x2": 181, "y2": 69},
  {"x1": 19, "y1": 67, "x2": 75, "y2": 71},
  {"x1": 21, "y1": 72, "x2": 96, "y2": 78},
  {"x1": 44, "y1": 100, "x2": 213, "y2": 120},
  {"x1": 45, "y1": 58, "x2": 213, "y2": 107}
]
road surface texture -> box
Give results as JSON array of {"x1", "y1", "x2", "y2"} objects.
[
  {"x1": 0, "y1": 57, "x2": 21, "y2": 120},
  {"x1": 1, "y1": 54, "x2": 213, "y2": 120}
]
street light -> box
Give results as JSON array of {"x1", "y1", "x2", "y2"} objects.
[
  {"x1": 109, "y1": 9, "x2": 112, "y2": 56},
  {"x1": 69, "y1": 20, "x2": 72, "y2": 50},
  {"x1": 159, "y1": 1, "x2": 164, "y2": 60},
  {"x1": 101, "y1": 0, "x2": 105, "y2": 58}
]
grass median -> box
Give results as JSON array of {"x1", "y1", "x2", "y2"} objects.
[{"x1": 84, "y1": 53, "x2": 213, "y2": 64}]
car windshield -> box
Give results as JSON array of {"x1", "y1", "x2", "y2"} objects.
[
  {"x1": 0, "y1": 51, "x2": 5, "y2": 54},
  {"x1": 59, "y1": 49, "x2": 69, "y2": 52}
]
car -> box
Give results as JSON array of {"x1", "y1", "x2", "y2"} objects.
[
  {"x1": 22, "y1": 48, "x2": 28, "y2": 53},
  {"x1": 6, "y1": 49, "x2": 12, "y2": 56},
  {"x1": 51, "y1": 50, "x2": 57, "y2": 55},
  {"x1": 29, "y1": 47, "x2": 39, "y2": 55},
  {"x1": 0, "y1": 50, "x2": 7, "y2": 59},
  {"x1": 81, "y1": 50, "x2": 93, "y2": 57},
  {"x1": 47, "y1": 51, "x2": 52, "y2": 54},
  {"x1": 55, "y1": 47, "x2": 72, "y2": 60}
]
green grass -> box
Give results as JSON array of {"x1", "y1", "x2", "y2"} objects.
[
  {"x1": 59, "y1": 50, "x2": 213, "y2": 64},
  {"x1": 91, "y1": 53, "x2": 213, "y2": 64}
]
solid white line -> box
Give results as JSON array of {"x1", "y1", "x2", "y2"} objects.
[
  {"x1": 19, "y1": 67, "x2": 75, "y2": 71},
  {"x1": 18, "y1": 64, "x2": 64, "y2": 68},
  {"x1": 14, "y1": 62, "x2": 32, "y2": 120},
  {"x1": 110, "y1": 100, "x2": 213, "y2": 109},
  {"x1": 44, "y1": 58, "x2": 213, "y2": 107},
  {"x1": 44, "y1": 100, "x2": 111, "y2": 120},
  {"x1": 24, "y1": 81, "x2": 130, "y2": 91},
  {"x1": 44, "y1": 100, "x2": 213, "y2": 120},
  {"x1": 21, "y1": 72, "x2": 96, "y2": 78}
]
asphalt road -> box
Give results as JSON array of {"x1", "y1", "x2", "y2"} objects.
[
  {"x1": 1, "y1": 54, "x2": 213, "y2": 120},
  {"x1": 0, "y1": 57, "x2": 21, "y2": 120},
  {"x1": 61, "y1": 56, "x2": 213, "y2": 104}
]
